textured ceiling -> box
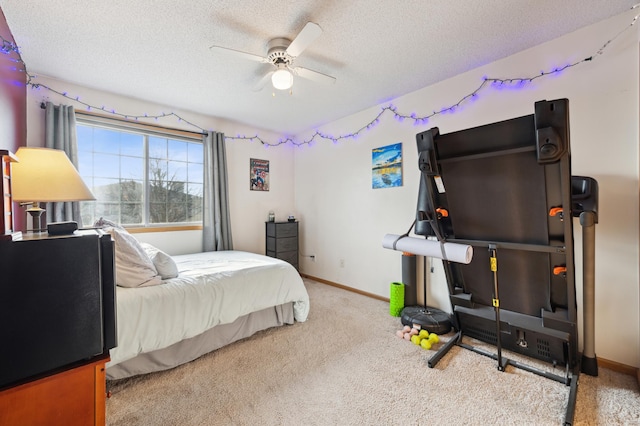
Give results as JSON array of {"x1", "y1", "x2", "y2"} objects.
[{"x1": 1, "y1": 1, "x2": 636, "y2": 135}]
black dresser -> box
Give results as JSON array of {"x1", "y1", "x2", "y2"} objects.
[{"x1": 265, "y1": 221, "x2": 298, "y2": 270}]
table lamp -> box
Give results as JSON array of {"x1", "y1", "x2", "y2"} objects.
[{"x1": 11, "y1": 147, "x2": 95, "y2": 234}]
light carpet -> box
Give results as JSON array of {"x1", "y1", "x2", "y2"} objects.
[{"x1": 106, "y1": 279, "x2": 640, "y2": 425}]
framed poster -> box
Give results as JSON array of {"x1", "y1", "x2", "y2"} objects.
[
  {"x1": 250, "y1": 158, "x2": 269, "y2": 191},
  {"x1": 372, "y1": 142, "x2": 402, "y2": 189}
]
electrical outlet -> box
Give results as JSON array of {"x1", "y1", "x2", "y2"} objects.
[{"x1": 339, "y1": 259, "x2": 345, "y2": 268}]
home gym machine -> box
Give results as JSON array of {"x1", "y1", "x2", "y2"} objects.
[{"x1": 413, "y1": 99, "x2": 598, "y2": 426}]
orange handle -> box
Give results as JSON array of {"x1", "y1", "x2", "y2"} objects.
[
  {"x1": 436, "y1": 208, "x2": 449, "y2": 218},
  {"x1": 553, "y1": 266, "x2": 567, "y2": 275},
  {"x1": 549, "y1": 207, "x2": 563, "y2": 217}
]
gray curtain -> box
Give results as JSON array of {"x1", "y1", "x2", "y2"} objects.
[
  {"x1": 203, "y1": 131, "x2": 233, "y2": 251},
  {"x1": 44, "y1": 102, "x2": 82, "y2": 225}
]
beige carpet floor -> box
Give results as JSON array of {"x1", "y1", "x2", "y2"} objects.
[{"x1": 106, "y1": 279, "x2": 640, "y2": 425}]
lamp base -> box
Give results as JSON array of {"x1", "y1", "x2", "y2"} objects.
[
  {"x1": 47, "y1": 221, "x2": 78, "y2": 235},
  {"x1": 25, "y1": 203, "x2": 45, "y2": 232}
]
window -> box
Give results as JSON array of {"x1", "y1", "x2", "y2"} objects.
[{"x1": 76, "y1": 118, "x2": 204, "y2": 227}]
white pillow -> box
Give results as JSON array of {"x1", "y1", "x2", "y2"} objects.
[
  {"x1": 140, "y1": 243, "x2": 179, "y2": 280},
  {"x1": 94, "y1": 217, "x2": 122, "y2": 230},
  {"x1": 104, "y1": 227, "x2": 162, "y2": 288}
]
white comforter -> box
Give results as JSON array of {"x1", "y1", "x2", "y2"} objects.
[{"x1": 107, "y1": 250, "x2": 309, "y2": 367}]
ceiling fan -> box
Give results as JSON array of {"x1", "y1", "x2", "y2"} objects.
[{"x1": 210, "y1": 22, "x2": 336, "y2": 92}]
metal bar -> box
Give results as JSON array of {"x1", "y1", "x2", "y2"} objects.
[
  {"x1": 457, "y1": 341, "x2": 569, "y2": 384},
  {"x1": 580, "y1": 211, "x2": 598, "y2": 376},
  {"x1": 507, "y1": 359, "x2": 569, "y2": 385},
  {"x1": 564, "y1": 369, "x2": 579, "y2": 425},
  {"x1": 447, "y1": 238, "x2": 565, "y2": 254},
  {"x1": 489, "y1": 244, "x2": 505, "y2": 371},
  {"x1": 438, "y1": 145, "x2": 536, "y2": 164},
  {"x1": 427, "y1": 331, "x2": 460, "y2": 368}
]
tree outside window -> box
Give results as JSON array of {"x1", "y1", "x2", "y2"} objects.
[{"x1": 76, "y1": 123, "x2": 203, "y2": 227}]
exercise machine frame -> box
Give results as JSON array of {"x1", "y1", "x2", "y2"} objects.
[{"x1": 414, "y1": 99, "x2": 598, "y2": 426}]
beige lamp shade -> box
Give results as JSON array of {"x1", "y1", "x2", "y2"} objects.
[{"x1": 12, "y1": 147, "x2": 95, "y2": 202}]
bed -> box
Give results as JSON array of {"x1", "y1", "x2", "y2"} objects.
[{"x1": 104, "y1": 248, "x2": 310, "y2": 380}]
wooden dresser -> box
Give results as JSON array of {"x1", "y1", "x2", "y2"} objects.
[{"x1": 0, "y1": 354, "x2": 109, "y2": 426}]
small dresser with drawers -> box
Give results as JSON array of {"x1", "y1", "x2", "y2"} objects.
[{"x1": 265, "y1": 221, "x2": 298, "y2": 270}]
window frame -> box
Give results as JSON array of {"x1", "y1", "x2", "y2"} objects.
[{"x1": 76, "y1": 111, "x2": 205, "y2": 231}]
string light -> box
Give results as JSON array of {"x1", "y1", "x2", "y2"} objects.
[{"x1": 1, "y1": 5, "x2": 638, "y2": 148}]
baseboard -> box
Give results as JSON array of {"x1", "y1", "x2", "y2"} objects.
[
  {"x1": 596, "y1": 358, "x2": 639, "y2": 378},
  {"x1": 300, "y1": 274, "x2": 389, "y2": 302},
  {"x1": 301, "y1": 273, "x2": 640, "y2": 378}
]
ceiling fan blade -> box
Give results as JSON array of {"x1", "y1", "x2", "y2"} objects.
[
  {"x1": 252, "y1": 71, "x2": 274, "y2": 92},
  {"x1": 293, "y1": 66, "x2": 336, "y2": 85},
  {"x1": 209, "y1": 45, "x2": 268, "y2": 63},
  {"x1": 286, "y1": 22, "x2": 322, "y2": 57}
]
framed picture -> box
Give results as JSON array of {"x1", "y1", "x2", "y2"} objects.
[
  {"x1": 250, "y1": 158, "x2": 269, "y2": 191},
  {"x1": 372, "y1": 142, "x2": 402, "y2": 189}
]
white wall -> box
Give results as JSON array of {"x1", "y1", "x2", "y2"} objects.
[
  {"x1": 25, "y1": 76, "x2": 296, "y2": 256},
  {"x1": 294, "y1": 12, "x2": 639, "y2": 368},
  {"x1": 22, "y1": 12, "x2": 639, "y2": 368}
]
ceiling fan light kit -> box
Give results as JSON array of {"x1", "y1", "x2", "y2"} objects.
[
  {"x1": 272, "y1": 66, "x2": 293, "y2": 90},
  {"x1": 210, "y1": 22, "x2": 336, "y2": 93}
]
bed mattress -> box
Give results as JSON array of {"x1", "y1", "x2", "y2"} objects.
[{"x1": 107, "y1": 250, "x2": 309, "y2": 369}]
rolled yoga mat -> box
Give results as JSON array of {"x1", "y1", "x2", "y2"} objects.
[
  {"x1": 382, "y1": 234, "x2": 473, "y2": 264},
  {"x1": 389, "y1": 282, "x2": 405, "y2": 317}
]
